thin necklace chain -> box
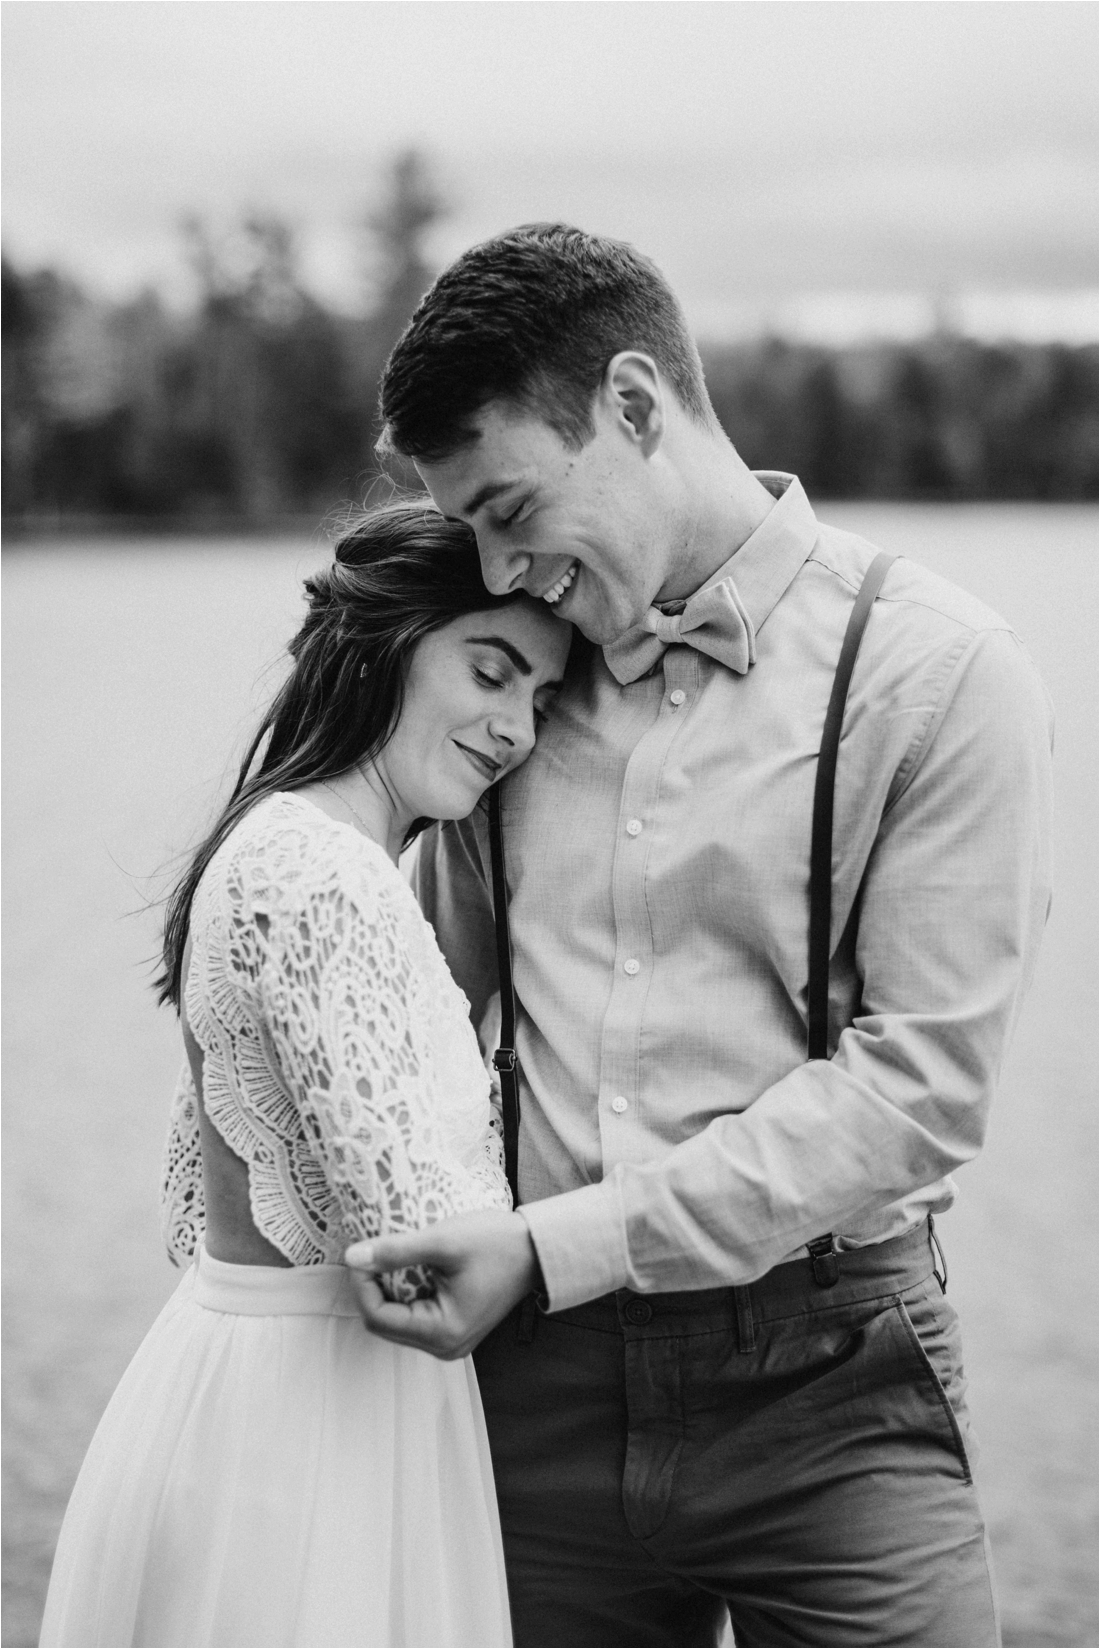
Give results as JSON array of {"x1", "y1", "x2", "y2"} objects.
[{"x1": 318, "y1": 769, "x2": 376, "y2": 840}]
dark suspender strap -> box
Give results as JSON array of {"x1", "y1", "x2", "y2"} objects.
[
  {"x1": 806, "y1": 549, "x2": 895, "y2": 1287},
  {"x1": 488, "y1": 782, "x2": 521, "y2": 1206},
  {"x1": 807, "y1": 551, "x2": 896, "y2": 1061}
]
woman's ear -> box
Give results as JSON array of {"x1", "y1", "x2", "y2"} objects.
[{"x1": 601, "y1": 352, "x2": 665, "y2": 456}]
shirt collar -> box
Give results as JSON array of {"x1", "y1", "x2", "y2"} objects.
[
  {"x1": 683, "y1": 470, "x2": 818, "y2": 638},
  {"x1": 600, "y1": 471, "x2": 819, "y2": 681}
]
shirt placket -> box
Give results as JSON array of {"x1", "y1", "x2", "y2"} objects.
[{"x1": 596, "y1": 648, "x2": 701, "y2": 1173}]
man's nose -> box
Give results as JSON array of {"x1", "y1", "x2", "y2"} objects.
[{"x1": 478, "y1": 539, "x2": 529, "y2": 596}]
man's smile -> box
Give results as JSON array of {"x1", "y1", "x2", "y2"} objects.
[{"x1": 540, "y1": 559, "x2": 579, "y2": 606}]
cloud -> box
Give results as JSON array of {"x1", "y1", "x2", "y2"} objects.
[{"x1": 3, "y1": 0, "x2": 1095, "y2": 317}]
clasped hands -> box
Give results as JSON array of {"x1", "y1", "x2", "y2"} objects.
[{"x1": 345, "y1": 1209, "x2": 540, "y2": 1360}]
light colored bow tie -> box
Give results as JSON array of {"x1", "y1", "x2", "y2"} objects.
[{"x1": 604, "y1": 574, "x2": 757, "y2": 685}]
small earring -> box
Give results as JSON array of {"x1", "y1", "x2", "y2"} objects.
[{"x1": 359, "y1": 664, "x2": 368, "y2": 679}]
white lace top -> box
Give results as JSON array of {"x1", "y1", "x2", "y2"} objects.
[{"x1": 161, "y1": 792, "x2": 510, "y2": 1288}]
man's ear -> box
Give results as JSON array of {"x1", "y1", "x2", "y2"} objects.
[{"x1": 602, "y1": 352, "x2": 664, "y2": 455}]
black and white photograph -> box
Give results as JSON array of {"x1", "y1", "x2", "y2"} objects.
[{"x1": 3, "y1": 3, "x2": 1096, "y2": 1646}]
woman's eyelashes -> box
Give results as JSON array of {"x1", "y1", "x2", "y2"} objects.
[{"x1": 473, "y1": 665, "x2": 552, "y2": 729}]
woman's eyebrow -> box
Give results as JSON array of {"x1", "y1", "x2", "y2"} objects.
[{"x1": 465, "y1": 637, "x2": 532, "y2": 675}]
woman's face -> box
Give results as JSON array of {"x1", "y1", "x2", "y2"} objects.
[{"x1": 376, "y1": 599, "x2": 572, "y2": 823}]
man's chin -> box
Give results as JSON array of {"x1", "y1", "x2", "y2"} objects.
[{"x1": 569, "y1": 603, "x2": 641, "y2": 648}]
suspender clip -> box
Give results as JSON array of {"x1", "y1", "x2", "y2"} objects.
[
  {"x1": 808, "y1": 1234, "x2": 840, "y2": 1288},
  {"x1": 492, "y1": 1048, "x2": 517, "y2": 1073}
]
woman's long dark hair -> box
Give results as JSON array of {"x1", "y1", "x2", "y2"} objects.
[{"x1": 157, "y1": 500, "x2": 523, "y2": 1010}]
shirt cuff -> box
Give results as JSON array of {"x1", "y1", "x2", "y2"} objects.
[{"x1": 518, "y1": 1179, "x2": 631, "y2": 1311}]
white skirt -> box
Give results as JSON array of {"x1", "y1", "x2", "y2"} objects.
[{"x1": 39, "y1": 1250, "x2": 512, "y2": 1648}]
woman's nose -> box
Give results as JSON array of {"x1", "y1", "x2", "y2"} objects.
[{"x1": 488, "y1": 702, "x2": 536, "y2": 757}]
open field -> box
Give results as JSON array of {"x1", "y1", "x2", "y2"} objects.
[{"x1": 3, "y1": 505, "x2": 1096, "y2": 1647}]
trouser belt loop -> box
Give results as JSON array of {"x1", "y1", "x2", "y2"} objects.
[
  {"x1": 516, "y1": 1292, "x2": 540, "y2": 1344},
  {"x1": 733, "y1": 1285, "x2": 756, "y2": 1352}
]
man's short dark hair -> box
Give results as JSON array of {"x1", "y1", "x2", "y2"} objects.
[{"x1": 377, "y1": 223, "x2": 713, "y2": 464}]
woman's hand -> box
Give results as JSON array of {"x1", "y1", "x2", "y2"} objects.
[{"x1": 345, "y1": 1210, "x2": 539, "y2": 1360}]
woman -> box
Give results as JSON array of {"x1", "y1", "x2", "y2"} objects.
[{"x1": 40, "y1": 501, "x2": 571, "y2": 1649}]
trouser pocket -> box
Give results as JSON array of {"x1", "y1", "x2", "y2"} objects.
[
  {"x1": 897, "y1": 1277, "x2": 978, "y2": 1479},
  {"x1": 765, "y1": 1289, "x2": 976, "y2": 1484}
]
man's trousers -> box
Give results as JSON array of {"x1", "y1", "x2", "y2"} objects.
[{"x1": 472, "y1": 1221, "x2": 999, "y2": 1647}]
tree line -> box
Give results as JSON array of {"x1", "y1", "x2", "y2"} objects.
[{"x1": 3, "y1": 160, "x2": 1095, "y2": 526}]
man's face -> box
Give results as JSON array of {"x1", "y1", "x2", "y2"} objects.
[{"x1": 416, "y1": 400, "x2": 673, "y2": 646}]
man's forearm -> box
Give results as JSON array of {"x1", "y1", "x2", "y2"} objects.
[{"x1": 520, "y1": 1045, "x2": 972, "y2": 1310}]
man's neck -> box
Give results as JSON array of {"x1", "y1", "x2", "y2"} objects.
[{"x1": 655, "y1": 435, "x2": 776, "y2": 605}]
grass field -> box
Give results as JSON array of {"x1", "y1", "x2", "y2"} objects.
[{"x1": 3, "y1": 505, "x2": 1096, "y2": 1647}]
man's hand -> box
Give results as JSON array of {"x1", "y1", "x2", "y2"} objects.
[{"x1": 345, "y1": 1210, "x2": 539, "y2": 1360}]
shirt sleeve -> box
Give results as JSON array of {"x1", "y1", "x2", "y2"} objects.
[
  {"x1": 253, "y1": 845, "x2": 508, "y2": 1296},
  {"x1": 522, "y1": 627, "x2": 1055, "y2": 1307},
  {"x1": 412, "y1": 815, "x2": 499, "y2": 1026}
]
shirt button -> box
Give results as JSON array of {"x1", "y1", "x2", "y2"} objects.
[
  {"x1": 626, "y1": 818, "x2": 643, "y2": 837},
  {"x1": 623, "y1": 958, "x2": 640, "y2": 976},
  {"x1": 611, "y1": 1095, "x2": 629, "y2": 1114},
  {"x1": 669, "y1": 688, "x2": 687, "y2": 706}
]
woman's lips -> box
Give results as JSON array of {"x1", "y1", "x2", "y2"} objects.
[{"x1": 453, "y1": 741, "x2": 502, "y2": 781}]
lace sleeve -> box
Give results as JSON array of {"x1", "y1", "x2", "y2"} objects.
[
  {"x1": 160, "y1": 1060, "x2": 204, "y2": 1267},
  {"x1": 250, "y1": 844, "x2": 506, "y2": 1294}
]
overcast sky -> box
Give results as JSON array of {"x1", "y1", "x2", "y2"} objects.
[{"x1": 3, "y1": 1, "x2": 1097, "y2": 336}]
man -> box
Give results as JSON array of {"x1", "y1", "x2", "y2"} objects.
[{"x1": 347, "y1": 225, "x2": 1052, "y2": 1647}]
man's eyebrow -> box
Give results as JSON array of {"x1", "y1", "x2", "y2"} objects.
[
  {"x1": 465, "y1": 636, "x2": 533, "y2": 676},
  {"x1": 459, "y1": 480, "x2": 516, "y2": 517}
]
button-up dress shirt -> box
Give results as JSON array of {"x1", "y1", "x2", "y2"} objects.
[{"x1": 413, "y1": 474, "x2": 1054, "y2": 1311}]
